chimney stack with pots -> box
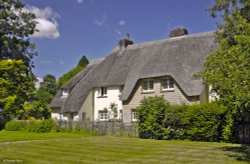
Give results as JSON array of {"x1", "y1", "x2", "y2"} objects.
[
  {"x1": 169, "y1": 27, "x2": 188, "y2": 38},
  {"x1": 119, "y1": 33, "x2": 133, "y2": 50}
]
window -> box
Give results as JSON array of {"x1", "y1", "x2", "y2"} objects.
[
  {"x1": 82, "y1": 112, "x2": 86, "y2": 121},
  {"x1": 131, "y1": 109, "x2": 137, "y2": 122},
  {"x1": 119, "y1": 110, "x2": 123, "y2": 120},
  {"x1": 98, "y1": 87, "x2": 107, "y2": 97},
  {"x1": 61, "y1": 88, "x2": 69, "y2": 98},
  {"x1": 142, "y1": 80, "x2": 154, "y2": 92},
  {"x1": 69, "y1": 113, "x2": 74, "y2": 120},
  {"x1": 161, "y1": 78, "x2": 174, "y2": 91},
  {"x1": 99, "y1": 111, "x2": 108, "y2": 121}
]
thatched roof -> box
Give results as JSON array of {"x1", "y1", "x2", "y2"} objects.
[
  {"x1": 50, "y1": 31, "x2": 217, "y2": 113},
  {"x1": 49, "y1": 58, "x2": 104, "y2": 109}
]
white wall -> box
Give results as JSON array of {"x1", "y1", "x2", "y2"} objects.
[
  {"x1": 78, "y1": 90, "x2": 94, "y2": 121},
  {"x1": 94, "y1": 86, "x2": 123, "y2": 121},
  {"x1": 51, "y1": 112, "x2": 68, "y2": 121}
]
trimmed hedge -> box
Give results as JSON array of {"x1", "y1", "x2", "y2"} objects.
[
  {"x1": 5, "y1": 119, "x2": 57, "y2": 133},
  {"x1": 5, "y1": 120, "x2": 27, "y2": 131},
  {"x1": 137, "y1": 96, "x2": 228, "y2": 142}
]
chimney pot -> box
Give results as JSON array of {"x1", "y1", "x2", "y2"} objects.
[{"x1": 119, "y1": 33, "x2": 133, "y2": 50}]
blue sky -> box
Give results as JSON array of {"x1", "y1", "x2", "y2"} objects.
[{"x1": 22, "y1": 0, "x2": 220, "y2": 79}]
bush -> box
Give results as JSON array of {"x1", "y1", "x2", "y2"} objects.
[
  {"x1": 27, "y1": 119, "x2": 57, "y2": 133},
  {"x1": 5, "y1": 120, "x2": 27, "y2": 131},
  {"x1": 5, "y1": 119, "x2": 57, "y2": 133},
  {"x1": 137, "y1": 96, "x2": 169, "y2": 139},
  {"x1": 137, "y1": 96, "x2": 228, "y2": 142},
  {"x1": 182, "y1": 102, "x2": 227, "y2": 141}
]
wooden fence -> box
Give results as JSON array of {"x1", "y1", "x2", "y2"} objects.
[
  {"x1": 235, "y1": 124, "x2": 250, "y2": 144},
  {"x1": 56, "y1": 121, "x2": 138, "y2": 137}
]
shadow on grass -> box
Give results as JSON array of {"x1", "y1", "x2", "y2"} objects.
[{"x1": 220, "y1": 144, "x2": 250, "y2": 162}]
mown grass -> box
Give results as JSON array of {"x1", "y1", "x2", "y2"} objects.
[
  {"x1": 0, "y1": 131, "x2": 249, "y2": 164},
  {"x1": 0, "y1": 130, "x2": 91, "y2": 143}
]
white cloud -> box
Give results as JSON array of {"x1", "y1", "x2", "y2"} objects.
[
  {"x1": 119, "y1": 20, "x2": 126, "y2": 26},
  {"x1": 76, "y1": 0, "x2": 84, "y2": 4},
  {"x1": 25, "y1": 6, "x2": 60, "y2": 39},
  {"x1": 94, "y1": 14, "x2": 108, "y2": 27},
  {"x1": 115, "y1": 29, "x2": 122, "y2": 35}
]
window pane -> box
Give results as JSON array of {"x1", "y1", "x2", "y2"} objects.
[
  {"x1": 149, "y1": 80, "x2": 154, "y2": 90},
  {"x1": 142, "y1": 81, "x2": 148, "y2": 90},
  {"x1": 162, "y1": 80, "x2": 168, "y2": 89},
  {"x1": 169, "y1": 79, "x2": 174, "y2": 88},
  {"x1": 162, "y1": 78, "x2": 174, "y2": 89},
  {"x1": 99, "y1": 111, "x2": 108, "y2": 120}
]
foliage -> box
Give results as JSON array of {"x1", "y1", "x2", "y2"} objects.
[
  {"x1": 137, "y1": 96, "x2": 228, "y2": 141},
  {"x1": 26, "y1": 119, "x2": 57, "y2": 133},
  {"x1": 0, "y1": 0, "x2": 37, "y2": 68},
  {"x1": 103, "y1": 102, "x2": 119, "y2": 120},
  {"x1": 5, "y1": 120, "x2": 27, "y2": 131},
  {"x1": 200, "y1": 0, "x2": 250, "y2": 141},
  {"x1": 57, "y1": 55, "x2": 89, "y2": 88},
  {"x1": 57, "y1": 126, "x2": 98, "y2": 136},
  {"x1": 0, "y1": 60, "x2": 35, "y2": 119},
  {"x1": 39, "y1": 74, "x2": 57, "y2": 95},
  {"x1": 5, "y1": 119, "x2": 57, "y2": 133},
  {"x1": 0, "y1": 0, "x2": 37, "y2": 120},
  {"x1": 136, "y1": 96, "x2": 169, "y2": 139},
  {"x1": 77, "y1": 55, "x2": 89, "y2": 67},
  {"x1": 17, "y1": 74, "x2": 57, "y2": 120},
  {"x1": 182, "y1": 102, "x2": 227, "y2": 141},
  {"x1": 21, "y1": 101, "x2": 51, "y2": 120}
]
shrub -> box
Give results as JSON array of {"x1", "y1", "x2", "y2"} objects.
[
  {"x1": 137, "y1": 96, "x2": 228, "y2": 142},
  {"x1": 27, "y1": 119, "x2": 57, "y2": 133},
  {"x1": 182, "y1": 102, "x2": 227, "y2": 141},
  {"x1": 137, "y1": 96, "x2": 169, "y2": 139},
  {"x1": 5, "y1": 120, "x2": 27, "y2": 131}
]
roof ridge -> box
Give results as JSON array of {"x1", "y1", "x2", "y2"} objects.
[{"x1": 112, "y1": 31, "x2": 216, "y2": 52}]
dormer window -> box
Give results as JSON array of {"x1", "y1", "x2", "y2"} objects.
[
  {"x1": 161, "y1": 78, "x2": 175, "y2": 91},
  {"x1": 61, "y1": 88, "x2": 69, "y2": 98},
  {"x1": 98, "y1": 87, "x2": 107, "y2": 97},
  {"x1": 142, "y1": 80, "x2": 154, "y2": 93}
]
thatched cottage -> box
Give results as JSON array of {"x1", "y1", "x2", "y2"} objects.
[{"x1": 50, "y1": 28, "x2": 217, "y2": 123}]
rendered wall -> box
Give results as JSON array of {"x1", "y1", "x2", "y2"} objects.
[{"x1": 123, "y1": 77, "x2": 201, "y2": 123}]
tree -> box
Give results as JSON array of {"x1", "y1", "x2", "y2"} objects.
[
  {"x1": 0, "y1": 60, "x2": 35, "y2": 119},
  {"x1": 21, "y1": 74, "x2": 57, "y2": 119},
  {"x1": 77, "y1": 55, "x2": 89, "y2": 67},
  {"x1": 39, "y1": 74, "x2": 57, "y2": 95},
  {"x1": 0, "y1": 0, "x2": 37, "y2": 119},
  {"x1": 0, "y1": 0, "x2": 37, "y2": 68},
  {"x1": 201, "y1": 0, "x2": 250, "y2": 141},
  {"x1": 57, "y1": 55, "x2": 89, "y2": 88}
]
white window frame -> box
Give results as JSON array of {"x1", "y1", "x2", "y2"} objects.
[
  {"x1": 119, "y1": 110, "x2": 123, "y2": 121},
  {"x1": 161, "y1": 78, "x2": 175, "y2": 91},
  {"x1": 61, "y1": 89, "x2": 69, "y2": 98},
  {"x1": 142, "y1": 80, "x2": 154, "y2": 93},
  {"x1": 98, "y1": 87, "x2": 107, "y2": 97},
  {"x1": 99, "y1": 111, "x2": 108, "y2": 121},
  {"x1": 131, "y1": 109, "x2": 137, "y2": 122}
]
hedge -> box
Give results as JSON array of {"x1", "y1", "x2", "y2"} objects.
[
  {"x1": 137, "y1": 96, "x2": 228, "y2": 142},
  {"x1": 5, "y1": 119, "x2": 57, "y2": 133}
]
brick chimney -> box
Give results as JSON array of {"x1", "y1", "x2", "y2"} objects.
[
  {"x1": 169, "y1": 27, "x2": 188, "y2": 38},
  {"x1": 119, "y1": 33, "x2": 133, "y2": 50}
]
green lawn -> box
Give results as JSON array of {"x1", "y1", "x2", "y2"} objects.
[{"x1": 0, "y1": 131, "x2": 249, "y2": 164}]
